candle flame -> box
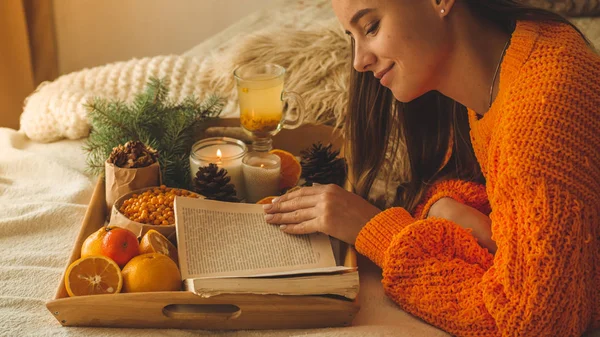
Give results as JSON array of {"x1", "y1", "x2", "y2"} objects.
[
  {"x1": 260, "y1": 164, "x2": 265, "y2": 168},
  {"x1": 216, "y1": 149, "x2": 222, "y2": 159}
]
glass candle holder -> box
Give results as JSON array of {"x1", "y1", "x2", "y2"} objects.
[
  {"x1": 242, "y1": 150, "x2": 281, "y2": 203},
  {"x1": 189, "y1": 137, "x2": 248, "y2": 201}
]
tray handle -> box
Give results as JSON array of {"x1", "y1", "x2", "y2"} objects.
[{"x1": 162, "y1": 304, "x2": 242, "y2": 321}]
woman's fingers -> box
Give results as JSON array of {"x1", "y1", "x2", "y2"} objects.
[
  {"x1": 279, "y1": 219, "x2": 320, "y2": 235},
  {"x1": 275, "y1": 184, "x2": 328, "y2": 202},
  {"x1": 264, "y1": 207, "x2": 318, "y2": 224},
  {"x1": 262, "y1": 184, "x2": 338, "y2": 237},
  {"x1": 263, "y1": 193, "x2": 321, "y2": 213}
]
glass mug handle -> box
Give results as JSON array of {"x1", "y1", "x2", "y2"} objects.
[{"x1": 281, "y1": 91, "x2": 305, "y2": 130}]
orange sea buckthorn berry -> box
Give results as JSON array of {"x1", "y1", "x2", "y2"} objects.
[{"x1": 119, "y1": 187, "x2": 199, "y2": 225}]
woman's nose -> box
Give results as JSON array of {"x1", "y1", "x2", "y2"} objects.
[{"x1": 353, "y1": 42, "x2": 376, "y2": 73}]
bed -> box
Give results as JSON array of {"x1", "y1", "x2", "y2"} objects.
[{"x1": 1, "y1": 0, "x2": 599, "y2": 336}]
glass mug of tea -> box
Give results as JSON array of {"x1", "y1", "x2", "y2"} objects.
[{"x1": 234, "y1": 63, "x2": 305, "y2": 139}]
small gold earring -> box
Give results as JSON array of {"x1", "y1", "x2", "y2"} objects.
[{"x1": 441, "y1": 9, "x2": 446, "y2": 14}]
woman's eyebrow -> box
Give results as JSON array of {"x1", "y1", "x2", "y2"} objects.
[
  {"x1": 345, "y1": 8, "x2": 375, "y2": 35},
  {"x1": 350, "y1": 8, "x2": 376, "y2": 25}
]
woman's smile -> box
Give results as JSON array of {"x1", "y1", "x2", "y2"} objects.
[{"x1": 377, "y1": 63, "x2": 395, "y2": 87}]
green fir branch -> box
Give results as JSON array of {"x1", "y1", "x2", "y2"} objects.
[
  {"x1": 83, "y1": 77, "x2": 225, "y2": 188},
  {"x1": 86, "y1": 99, "x2": 135, "y2": 136}
]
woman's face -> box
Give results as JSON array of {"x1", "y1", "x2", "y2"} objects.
[{"x1": 332, "y1": 0, "x2": 451, "y2": 102}]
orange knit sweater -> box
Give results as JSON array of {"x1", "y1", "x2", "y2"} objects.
[{"x1": 355, "y1": 21, "x2": 600, "y2": 337}]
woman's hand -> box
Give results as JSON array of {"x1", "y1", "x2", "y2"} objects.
[
  {"x1": 428, "y1": 197, "x2": 497, "y2": 253},
  {"x1": 262, "y1": 184, "x2": 381, "y2": 245}
]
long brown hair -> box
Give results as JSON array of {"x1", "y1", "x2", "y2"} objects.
[{"x1": 346, "y1": 0, "x2": 590, "y2": 213}]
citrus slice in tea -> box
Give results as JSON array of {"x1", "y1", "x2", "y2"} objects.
[
  {"x1": 270, "y1": 149, "x2": 301, "y2": 190},
  {"x1": 65, "y1": 256, "x2": 122, "y2": 297},
  {"x1": 139, "y1": 229, "x2": 179, "y2": 266}
]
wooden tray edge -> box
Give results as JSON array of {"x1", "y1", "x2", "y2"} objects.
[{"x1": 52, "y1": 176, "x2": 107, "y2": 301}]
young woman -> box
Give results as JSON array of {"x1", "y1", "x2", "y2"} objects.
[{"x1": 263, "y1": 0, "x2": 599, "y2": 336}]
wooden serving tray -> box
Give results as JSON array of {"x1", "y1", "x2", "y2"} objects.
[{"x1": 46, "y1": 123, "x2": 360, "y2": 330}]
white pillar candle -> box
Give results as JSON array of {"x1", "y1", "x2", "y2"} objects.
[
  {"x1": 242, "y1": 155, "x2": 281, "y2": 203},
  {"x1": 189, "y1": 138, "x2": 247, "y2": 200}
]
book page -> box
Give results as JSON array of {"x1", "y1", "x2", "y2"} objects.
[{"x1": 175, "y1": 197, "x2": 339, "y2": 279}]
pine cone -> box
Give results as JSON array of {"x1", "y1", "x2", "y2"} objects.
[
  {"x1": 107, "y1": 141, "x2": 158, "y2": 168},
  {"x1": 300, "y1": 142, "x2": 347, "y2": 187},
  {"x1": 193, "y1": 163, "x2": 239, "y2": 202}
]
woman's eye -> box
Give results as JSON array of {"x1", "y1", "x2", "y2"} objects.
[{"x1": 366, "y1": 21, "x2": 380, "y2": 35}]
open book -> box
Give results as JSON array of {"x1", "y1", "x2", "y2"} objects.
[{"x1": 174, "y1": 197, "x2": 359, "y2": 299}]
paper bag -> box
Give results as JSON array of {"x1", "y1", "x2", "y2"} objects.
[{"x1": 105, "y1": 161, "x2": 161, "y2": 217}]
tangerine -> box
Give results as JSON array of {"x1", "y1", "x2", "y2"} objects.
[
  {"x1": 65, "y1": 256, "x2": 122, "y2": 297},
  {"x1": 139, "y1": 229, "x2": 179, "y2": 266},
  {"x1": 81, "y1": 226, "x2": 112, "y2": 258},
  {"x1": 121, "y1": 253, "x2": 181, "y2": 293},
  {"x1": 101, "y1": 227, "x2": 140, "y2": 268}
]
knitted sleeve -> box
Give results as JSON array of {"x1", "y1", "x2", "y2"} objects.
[
  {"x1": 359, "y1": 179, "x2": 489, "y2": 268},
  {"x1": 357, "y1": 174, "x2": 595, "y2": 336},
  {"x1": 412, "y1": 179, "x2": 490, "y2": 220}
]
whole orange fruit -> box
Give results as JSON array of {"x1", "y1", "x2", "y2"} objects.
[
  {"x1": 139, "y1": 229, "x2": 179, "y2": 266},
  {"x1": 101, "y1": 227, "x2": 139, "y2": 268},
  {"x1": 270, "y1": 149, "x2": 301, "y2": 190},
  {"x1": 81, "y1": 226, "x2": 112, "y2": 258},
  {"x1": 65, "y1": 256, "x2": 122, "y2": 297},
  {"x1": 121, "y1": 253, "x2": 181, "y2": 293}
]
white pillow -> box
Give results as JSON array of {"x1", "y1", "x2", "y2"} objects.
[{"x1": 20, "y1": 55, "x2": 216, "y2": 142}]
